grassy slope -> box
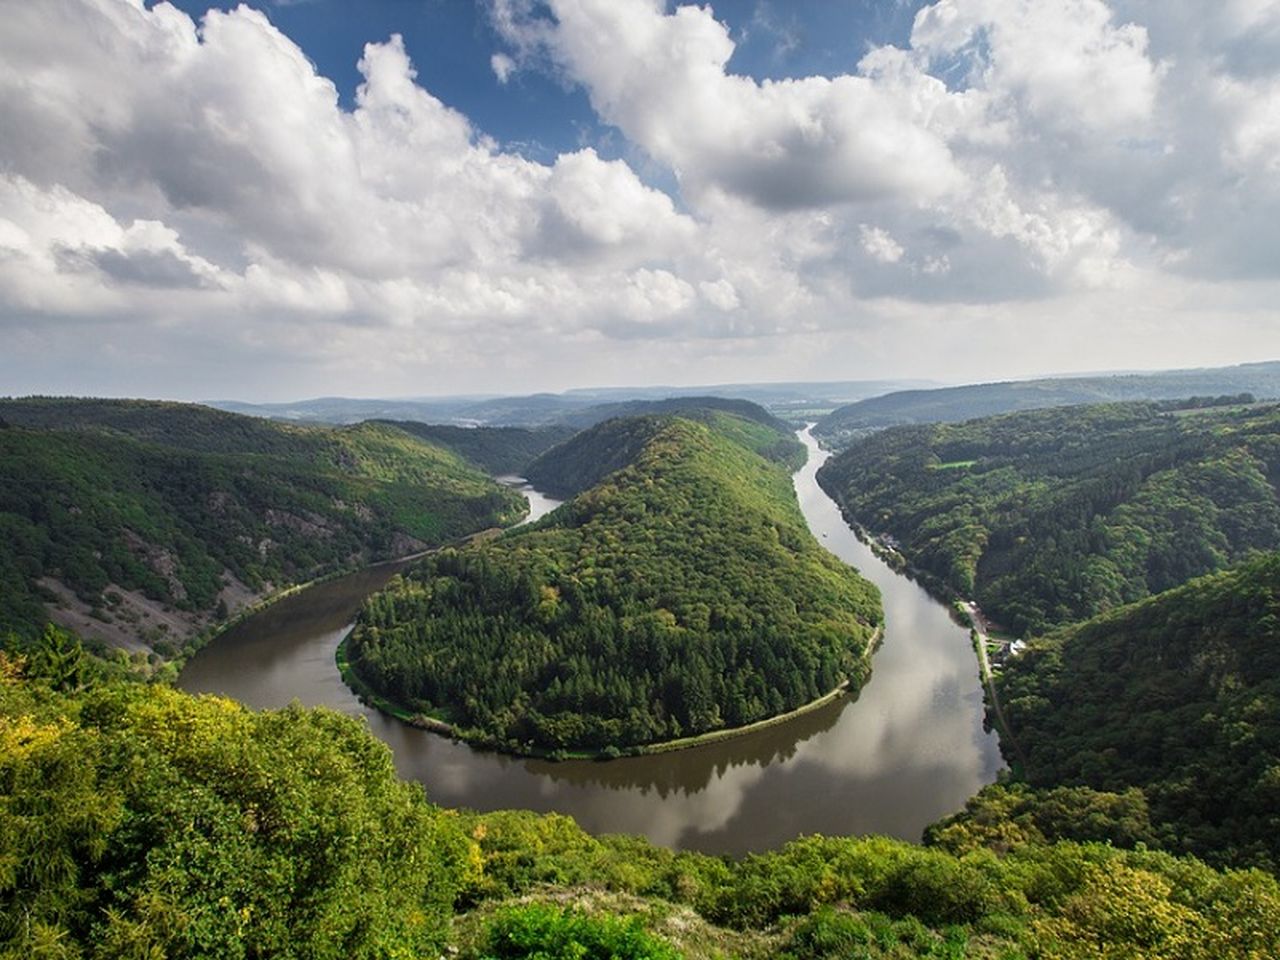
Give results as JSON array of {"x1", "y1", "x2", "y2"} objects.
[{"x1": 346, "y1": 414, "x2": 879, "y2": 754}]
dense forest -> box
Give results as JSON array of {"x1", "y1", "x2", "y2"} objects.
[
  {"x1": 813, "y1": 360, "x2": 1280, "y2": 445},
  {"x1": 989, "y1": 553, "x2": 1280, "y2": 871},
  {"x1": 525, "y1": 408, "x2": 805, "y2": 498},
  {"x1": 346, "y1": 413, "x2": 880, "y2": 753},
  {"x1": 372, "y1": 421, "x2": 575, "y2": 476},
  {"x1": 0, "y1": 399, "x2": 525, "y2": 651},
  {"x1": 4, "y1": 653, "x2": 1278, "y2": 959},
  {"x1": 817, "y1": 399, "x2": 1280, "y2": 634}
]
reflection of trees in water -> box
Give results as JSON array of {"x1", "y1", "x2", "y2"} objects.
[{"x1": 523, "y1": 692, "x2": 851, "y2": 795}]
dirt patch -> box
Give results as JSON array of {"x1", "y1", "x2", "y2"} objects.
[{"x1": 37, "y1": 571, "x2": 272, "y2": 654}]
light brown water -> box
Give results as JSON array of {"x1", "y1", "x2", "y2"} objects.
[{"x1": 179, "y1": 437, "x2": 1002, "y2": 854}]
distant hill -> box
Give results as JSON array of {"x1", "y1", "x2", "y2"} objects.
[
  {"x1": 817, "y1": 398, "x2": 1280, "y2": 635},
  {"x1": 345, "y1": 411, "x2": 880, "y2": 755},
  {"x1": 814, "y1": 361, "x2": 1280, "y2": 447},
  {"x1": 205, "y1": 378, "x2": 929, "y2": 428},
  {"x1": 371, "y1": 421, "x2": 575, "y2": 476},
  {"x1": 994, "y1": 554, "x2": 1280, "y2": 870},
  {"x1": 0, "y1": 398, "x2": 525, "y2": 653}
]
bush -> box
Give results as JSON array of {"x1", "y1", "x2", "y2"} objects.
[{"x1": 477, "y1": 904, "x2": 681, "y2": 960}]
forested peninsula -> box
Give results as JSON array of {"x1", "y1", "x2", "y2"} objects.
[
  {"x1": 0, "y1": 398, "x2": 526, "y2": 657},
  {"x1": 344, "y1": 412, "x2": 882, "y2": 755},
  {"x1": 816, "y1": 398, "x2": 1280, "y2": 634}
]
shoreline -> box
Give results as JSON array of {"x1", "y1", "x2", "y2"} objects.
[
  {"x1": 169, "y1": 522, "x2": 516, "y2": 678},
  {"x1": 812, "y1": 476, "x2": 1020, "y2": 758},
  {"x1": 336, "y1": 624, "x2": 883, "y2": 761}
]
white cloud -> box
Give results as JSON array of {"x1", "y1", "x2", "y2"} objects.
[
  {"x1": 491, "y1": 51, "x2": 517, "y2": 83},
  {"x1": 0, "y1": 0, "x2": 1277, "y2": 399},
  {"x1": 859, "y1": 225, "x2": 905, "y2": 265}
]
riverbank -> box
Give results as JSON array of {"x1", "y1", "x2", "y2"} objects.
[
  {"x1": 336, "y1": 625, "x2": 883, "y2": 761},
  {"x1": 814, "y1": 484, "x2": 1024, "y2": 753}
]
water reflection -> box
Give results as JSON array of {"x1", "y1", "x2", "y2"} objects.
[{"x1": 179, "y1": 430, "x2": 1002, "y2": 855}]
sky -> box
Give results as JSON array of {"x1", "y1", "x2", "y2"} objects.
[{"x1": 2, "y1": 0, "x2": 1279, "y2": 401}]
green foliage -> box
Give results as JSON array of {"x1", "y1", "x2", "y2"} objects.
[
  {"x1": 994, "y1": 554, "x2": 1280, "y2": 870},
  {"x1": 525, "y1": 408, "x2": 805, "y2": 499},
  {"x1": 347, "y1": 415, "x2": 880, "y2": 752},
  {"x1": 0, "y1": 676, "x2": 464, "y2": 959},
  {"x1": 925, "y1": 782, "x2": 1160, "y2": 856},
  {"x1": 375, "y1": 421, "x2": 576, "y2": 476},
  {"x1": 453, "y1": 810, "x2": 1280, "y2": 960},
  {"x1": 4, "y1": 671, "x2": 1280, "y2": 959},
  {"x1": 0, "y1": 398, "x2": 525, "y2": 644},
  {"x1": 476, "y1": 903, "x2": 681, "y2": 960},
  {"x1": 818, "y1": 400, "x2": 1280, "y2": 634}
]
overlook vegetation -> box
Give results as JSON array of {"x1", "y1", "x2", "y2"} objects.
[
  {"x1": 0, "y1": 398, "x2": 525, "y2": 651},
  {"x1": 346, "y1": 412, "x2": 879, "y2": 754},
  {"x1": 817, "y1": 399, "x2": 1280, "y2": 635},
  {"x1": 990, "y1": 553, "x2": 1280, "y2": 872},
  {"x1": 4, "y1": 657, "x2": 1279, "y2": 960}
]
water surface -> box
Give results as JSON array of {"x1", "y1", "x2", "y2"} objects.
[{"x1": 180, "y1": 435, "x2": 1002, "y2": 854}]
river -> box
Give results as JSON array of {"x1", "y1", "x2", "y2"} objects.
[{"x1": 178, "y1": 431, "x2": 1002, "y2": 854}]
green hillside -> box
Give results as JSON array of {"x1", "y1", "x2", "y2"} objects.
[
  {"x1": 0, "y1": 399, "x2": 525, "y2": 652},
  {"x1": 525, "y1": 404, "x2": 805, "y2": 499},
  {"x1": 345, "y1": 414, "x2": 879, "y2": 754},
  {"x1": 813, "y1": 361, "x2": 1280, "y2": 447},
  {"x1": 991, "y1": 554, "x2": 1280, "y2": 870},
  {"x1": 4, "y1": 658, "x2": 1278, "y2": 960},
  {"x1": 817, "y1": 400, "x2": 1280, "y2": 634},
  {"x1": 372, "y1": 421, "x2": 575, "y2": 475}
]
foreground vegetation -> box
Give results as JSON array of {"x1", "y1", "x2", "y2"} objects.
[
  {"x1": 0, "y1": 399, "x2": 525, "y2": 652},
  {"x1": 347, "y1": 412, "x2": 879, "y2": 754},
  {"x1": 4, "y1": 655, "x2": 1279, "y2": 960},
  {"x1": 817, "y1": 399, "x2": 1280, "y2": 635}
]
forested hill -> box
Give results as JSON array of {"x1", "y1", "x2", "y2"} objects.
[
  {"x1": 526, "y1": 404, "x2": 805, "y2": 498},
  {"x1": 346, "y1": 414, "x2": 880, "y2": 754},
  {"x1": 371, "y1": 420, "x2": 575, "y2": 476},
  {"x1": 7, "y1": 662, "x2": 1279, "y2": 959},
  {"x1": 994, "y1": 554, "x2": 1280, "y2": 871},
  {"x1": 817, "y1": 399, "x2": 1280, "y2": 634},
  {"x1": 813, "y1": 360, "x2": 1280, "y2": 446},
  {"x1": 0, "y1": 399, "x2": 526, "y2": 654}
]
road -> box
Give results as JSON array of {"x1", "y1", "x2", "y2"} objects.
[{"x1": 962, "y1": 601, "x2": 1026, "y2": 771}]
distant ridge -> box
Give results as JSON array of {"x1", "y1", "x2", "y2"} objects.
[{"x1": 814, "y1": 360, "x2": 1280, "y2": 447}]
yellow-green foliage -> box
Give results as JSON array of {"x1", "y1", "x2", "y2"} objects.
[
  {"x1": 0, "y1": 672, "x2": 463, "y2": 959},
  {"x1": 4, "y1": 673, "x2": 1279, "y2": 959}
]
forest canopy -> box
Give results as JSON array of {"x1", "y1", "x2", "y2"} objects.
[
  {"x1": 992, "y1": 553, "x2": 1280, "y2": 872},
  {"x1": 346, "y1": 413, "x2": 880, "y2": 754},
  {"x1": 0, "y1": 398, "x2": 525, "y2": 649},
  {"x1": 817, "y1": 399, "x2": 1280, "y2": 634}
]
